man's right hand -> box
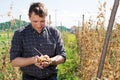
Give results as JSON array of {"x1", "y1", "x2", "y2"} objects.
[{"x1": 33, "y1": 55, "x2": 51, "y2": 69}]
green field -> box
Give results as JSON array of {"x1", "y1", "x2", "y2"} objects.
[{"x1": 0, "y1": 31, "x2": 80, "y2": 80}]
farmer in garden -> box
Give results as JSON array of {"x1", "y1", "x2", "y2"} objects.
[{"x1": 10, "y1": 2, "x2": 66, "y2": 80}]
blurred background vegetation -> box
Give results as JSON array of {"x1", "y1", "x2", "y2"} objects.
[{"x1": 0, "y1": 0, "x2": 120, "y2": 80}]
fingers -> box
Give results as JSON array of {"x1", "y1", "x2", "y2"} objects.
[
  {"x1": 42, "y1": 61, "x2": 50, "y2": 68},
  {"x1": 35, "y1": 61, "x2": 50, "y2": 69},
  {"x1": 35, "y1": 63, "x2": 44, "y2": 69},
  {"x1": 43, "y1": 55, "x2": 49, "y2": 58},
  {"x1": 33, "y1": 55, "x2": 51, "y2": 69}
]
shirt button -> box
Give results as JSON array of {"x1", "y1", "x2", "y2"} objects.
[
  {"x1": 40, "y1": 44, "x2": 42, "y2": 46},
  {"x1": 46, "y1": 73, "x2": 48, "y2": 75}
]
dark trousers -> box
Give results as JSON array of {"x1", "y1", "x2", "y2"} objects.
[{"x1": 22, "y1": 73, "x2": 58, "y2": 80}]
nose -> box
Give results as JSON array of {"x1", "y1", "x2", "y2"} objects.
[{"x1": 36, "y1": 22, "x2": 41, "y2": 27}]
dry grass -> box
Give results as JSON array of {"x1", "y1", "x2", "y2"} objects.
[{"x1": 76, "y1": 1, "x2": 120, "y2": 80}]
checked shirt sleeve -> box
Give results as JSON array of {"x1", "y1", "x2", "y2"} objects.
[
  {"x1": 10, "y1": 30, "x2": 23, "y2": 61},
  {"x1": 54, "y1": 28, "x2": 66, "y2": 61}
]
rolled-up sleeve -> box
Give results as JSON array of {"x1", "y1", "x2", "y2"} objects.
[
  {"x1": 10, "y1": 31, "x2": 23, "y2": 61},
  {"x1": 55, "y1": 29, "x2": 66, "y2": 61}
]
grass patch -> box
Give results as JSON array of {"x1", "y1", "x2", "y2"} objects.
[{"x1": 58, "y1": 32, "x2": 80, "y2": 80}]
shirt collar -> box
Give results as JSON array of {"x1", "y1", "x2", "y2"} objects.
[{"x1": 29, "y1": 24, "x2": 46, "y2": 34}]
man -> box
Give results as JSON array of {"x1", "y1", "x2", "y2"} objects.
[{"x1": 10, "y1": 2, "x2": 66, "y2": 80}]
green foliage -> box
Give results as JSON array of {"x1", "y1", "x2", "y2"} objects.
[
  {"x1": 0, "y1": 19, "x2": 29, "y2": 31},
  {"x1": 0, "y1": 31, "x2": 80, "y2": 80},
  {"x1": 58, "y1": 32, "x2": 80, "y2": 80},
  {"x1": 56, "y1": 26, "x2": 70, "y2": 32}
]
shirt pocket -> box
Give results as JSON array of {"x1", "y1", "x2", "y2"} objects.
[{"x1": 22, "y1": 39, "x2": 37, "y2": 57}]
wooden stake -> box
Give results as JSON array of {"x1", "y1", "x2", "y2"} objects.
[{"x1": 97, "y1": 0, "x2": 119, "y2": 79}]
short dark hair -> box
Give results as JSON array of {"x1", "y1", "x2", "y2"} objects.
[{"x1": 28, "y1": 2, "x2": 48, "y2": 17}]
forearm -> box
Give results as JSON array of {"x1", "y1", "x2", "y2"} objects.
[
  {"x1": 11, "y1": 57, "x2": 35, "y2": 67},
  {"x1": 50, "y1": 55, "x2": 65, "y2": 65}
]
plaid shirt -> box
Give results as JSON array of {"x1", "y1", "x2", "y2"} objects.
[{"x1": 10, "y1": 24, "x2": 66, "y2": 79}]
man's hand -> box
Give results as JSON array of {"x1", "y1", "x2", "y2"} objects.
[{"x1": 34, "y1": 55, "x2": 52, "y2": 69}]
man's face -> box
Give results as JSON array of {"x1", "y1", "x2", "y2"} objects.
[{"x1": 29, "y1": 12, "x2": 46, "y2": 33}]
